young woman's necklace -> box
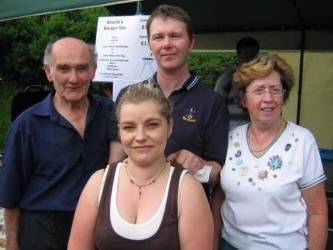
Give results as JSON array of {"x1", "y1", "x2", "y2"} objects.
[
  {"x1": 248, "y1": 120, "x2": 286, "y2": 153},
  {"x1": 124, "y1": 158, "x2": 169, "y2": 200}
]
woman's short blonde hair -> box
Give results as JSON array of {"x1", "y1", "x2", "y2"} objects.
[
  {"x1": 233, "y1": 54, "x2": 295, "y2": 113},
  {"x1": 116, "y1": 83, "x2": 173, "y2": 124}
]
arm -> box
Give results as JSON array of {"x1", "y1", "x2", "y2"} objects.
[
  {"x1": 168, "y1": 150, "x2": 221, "y2": 187},
  {"x1": 5, "y1": 208, "x2": 20, "y2": 250},
  {"x1": 178, "y1": 174, "x2": 214, "y2": 250},
  {"x1": 108, "y1": 140, "x2": 126, "y2": 165},
  {"x1": 211, "y1": 186, "x2": 225, "y2": 250},
  {"x1": 301, "y1": 182, "x2": 328, "y2": 250},
  {"x1": 67, "y1": 169, "x2": 104, "y2": 250}
]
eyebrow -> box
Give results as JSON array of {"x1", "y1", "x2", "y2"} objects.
[
  {"x1": 120, "y1": 117, "x2": 162, "y2": 124},
  {"x1": 252, "y1": 84, "x2": 282, "y2": 88},
  {"x1": 56, "y1": 63, "x2": 89, "y2": 68}
]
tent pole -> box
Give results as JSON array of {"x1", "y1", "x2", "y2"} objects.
[
  {"x1": 136, "y1": 1, "x2": 142, "y2": 14},
  {"x1": 296, "y1": 29, "x2": 305, "y2": 125}
]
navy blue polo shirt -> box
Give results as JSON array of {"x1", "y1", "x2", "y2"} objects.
[
  {"x1": 117, "y1": 72, "x2": 229, "y2": 166},
  {"x1": 0, "y1": 91, "x2": 116, "y2": 211}
]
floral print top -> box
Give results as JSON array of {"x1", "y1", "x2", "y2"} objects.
[{"x1": 220, "y1": 121, "x2": 326, "y2": 250}]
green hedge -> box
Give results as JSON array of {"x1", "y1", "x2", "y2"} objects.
[{"x1": 189, "y1": 51, "x2": 238, "y2": 88}]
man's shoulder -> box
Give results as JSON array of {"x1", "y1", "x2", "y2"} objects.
[
  {"x1": 8, "y1": 102, "x2": 44, "y2": 133},
  {"x1": 15, "y1": 97, "x2": 48, "y2": 121},
  {"x1": 193, "y1": 80, "x2": 224, "y2": 101},
  {"x1": 90, "y1": 93, "x2": 114, "y2": 109},
  {"x1": 91, "y1": 93, "x2": 112, "y2": 103},
  {"x1": 216, "y1": 68, "x2": 234, "y2": 83}
]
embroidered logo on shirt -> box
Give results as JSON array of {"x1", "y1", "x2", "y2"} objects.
[
  {"x1": 285, "y1": 143, "x2": 291, "y2": 151},
  {"x1": 182, "y1": 107, "x2": 197, "y2": 122},
  {"x1": 267, "y1": 155, "x2": 283, "y2": 170}
]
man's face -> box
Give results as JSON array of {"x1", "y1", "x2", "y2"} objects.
[
  {"x1": 44, "y1": 38, "x2": 96, "y2": 104},
  {"x1": 148, "y1": 17, "x2": 194, "y2": 73}
]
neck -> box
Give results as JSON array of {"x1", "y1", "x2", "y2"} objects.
[
  {"x1": 156, "y1": 67, "x2": 191, "y2": 98},
  {"x1": 53, "y1": 94, "x2": 89, "y2": 115},
  {"x1": 125, "y1": 156, "x2": 168, "y2": 183},
  {"x1": 250, "y1": 117, "x2": 285, "y2": 134},
  {"x1": 248, "y1": 118, "x2": 286, "y2": 153}
]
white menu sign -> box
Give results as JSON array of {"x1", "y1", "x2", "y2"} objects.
[{"x1": 94, "y1": 15, "x2": 156, "y2": 83}]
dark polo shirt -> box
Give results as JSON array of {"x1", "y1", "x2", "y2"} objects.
[
  {"x1": 117, "y1": 72, "x2": 229, "y2": 167},
  {"x1": 0, "y1": 91, "x2": 116, "y2": 211}
]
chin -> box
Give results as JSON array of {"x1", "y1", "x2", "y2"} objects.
[
  {"x1": 131, "y1": 153, "x2": 162, "y2": 167},
  {"x1": 160, "y1": 62, "x2": 180, "y2": 70},
  {"x1": 65, "y1": 93, "x2": 86, "y2": 102}
]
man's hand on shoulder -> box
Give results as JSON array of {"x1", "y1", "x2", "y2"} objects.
[
  {"x1": 168, "y1": 149, "x2": 204, "y2": 175},
  {"x1": 168, "y1": 150, "x2": 222, "y2": 187}
]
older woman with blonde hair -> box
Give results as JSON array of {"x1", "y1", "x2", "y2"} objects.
[{"x1": 212, "y1": 54, "x2": 328, "y2": 250}]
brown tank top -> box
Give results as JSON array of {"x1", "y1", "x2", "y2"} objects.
[{"x1": 95, "y1": 163, "x2": 184, "y2": 250}]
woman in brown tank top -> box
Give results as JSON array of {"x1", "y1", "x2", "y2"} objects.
[{"x1": 68, "y1": 83, "x2": 213, "y2": 250}]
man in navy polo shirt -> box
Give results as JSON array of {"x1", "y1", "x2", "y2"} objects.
[
  {"x1": 0, "y1": 37, "x2": 119, "y2": 249},
  {"x1": 147, "y1": 5, "x2": 229, "y2": 190},
  {"x1": 115, "y1": 5, "x2": 229, "y2": 194}
]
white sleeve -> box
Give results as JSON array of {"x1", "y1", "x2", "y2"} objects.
[{"x1": 297, "y1": 132, "x2": 326, "y2": 190}]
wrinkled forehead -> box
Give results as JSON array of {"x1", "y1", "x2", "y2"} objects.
[
  {"x1": 52, "y1": 40, "x2": 90, "y2": 65},
  {"x1": 248, "y1": 70, "x2": 282, "y2": 88}
]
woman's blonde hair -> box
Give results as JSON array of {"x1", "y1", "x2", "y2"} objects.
[
  {"x1": 116, "y1": 83, "x2": 173, "y2": 124},
  {"x1": 233, "y1": 54, "x2": 294, "y2": 113}
]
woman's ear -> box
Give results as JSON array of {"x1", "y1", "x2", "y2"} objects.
[
  {"x1": 168, "y1": 119, "x2": 173, "y2": 138},
  {"x1": 241, "y1": 96, "x2": 247, "y2": 109}
]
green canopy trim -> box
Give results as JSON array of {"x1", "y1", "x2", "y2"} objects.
[{"x1": 0, "y1": 0, "x2": 140, "y2": 22}]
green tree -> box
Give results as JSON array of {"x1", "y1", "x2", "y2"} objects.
[
  {"x1": 0, "y1": 7, "x2": 110, "y2": 88},
  {"x1": 0, "y1": 7, "x2": 110, "y2": 149}
]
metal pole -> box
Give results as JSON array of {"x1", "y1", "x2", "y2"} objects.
[
  {"x1": 136, "y1": 1, "x2": 142, "y2": 14},
  {"x1": 296, "y1": 29, "x2": 305, "y2": 125}
]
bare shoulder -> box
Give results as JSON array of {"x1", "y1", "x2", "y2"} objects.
[
  {"x1": 90, "y1": 168, "x2": 105, "y2": 182},
  {"x1": 179, "y1": 173, "x2": 207, "y2": 203},
  {"x1": 88, "y1": 169, "x2": 105, "y2": 187},
  {"x1": 178, "y1": 172, "x2": 214, "y2": 250},
  {"x1": 82, "y1": 168, "x2": 108, "y2": 198}
]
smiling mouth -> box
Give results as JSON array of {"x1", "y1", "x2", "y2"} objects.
[
  {"x1": 66, "y1": 86, "x2": 81, "y2": 90},
  {"x1": 261, "y1": 107, "x2": 275, "y2": 112},
  {"x1": 133, "y1": 146, "x2": 152, "y2": 151},
  {"x1": 162, "y1": 53, "x2": 176, "y2": 57}
]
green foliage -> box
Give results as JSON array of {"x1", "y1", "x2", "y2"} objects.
[
  {"x1": 0, "y1": 82, "x2": 21, "y2": 149},
  {"x1": 0, "y1": 7, "x2": 110, "y2": 88},
  {"x1": 189, "y1": 51, "x2": 237, "y2": 88},
  {"x1": 0, "y1": 7, "x2": 110, "y2": 148}
]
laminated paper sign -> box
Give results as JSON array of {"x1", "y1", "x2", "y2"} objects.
[{"x1": 94, "y1": 15, "x2": 157, "y2": 99}]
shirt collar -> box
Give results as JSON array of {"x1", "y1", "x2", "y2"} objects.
[
  {"x1": 31, "y1": 90, "x2": 99, "y2": 119},
  {"x1": 149, "y1": 71, "x2": 199, "y2": 91}
]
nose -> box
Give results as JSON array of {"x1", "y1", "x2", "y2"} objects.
[
  {"x1": 262, "y1": 89, "x2": 274, "y2": 101},
  {"x1": 162, "y1": 37, "x2": 171, "y2": 48},
  {"x1": 136, "y1": 127, "x2": 147, "y2": 142},
  {"x1": 68, "y1": 69, "x2": 79, "y2": 83}
]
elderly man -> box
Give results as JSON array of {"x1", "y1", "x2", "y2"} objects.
[{"x1": 0, "y1": 37, "x2": 118, "y2": 250}]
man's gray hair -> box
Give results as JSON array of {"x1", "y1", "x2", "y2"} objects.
[{"x1": 43, "y1": 38, "x2": 97, "y2": 73}]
